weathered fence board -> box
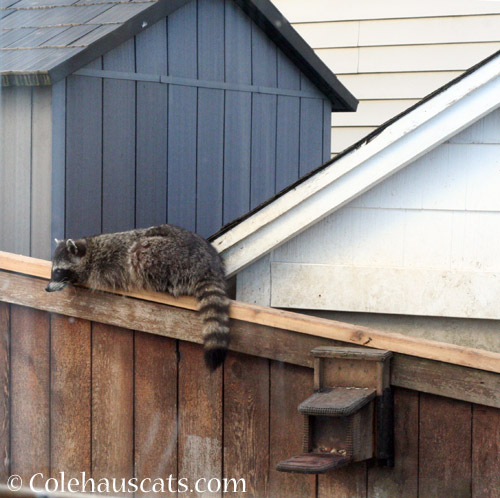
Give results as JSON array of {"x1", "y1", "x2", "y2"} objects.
[
  {"x1": 0, "y1": 303, "x2": 499, "y2": 497},
  {"x1": 0, "y1": 302, "x2": 9, "y2": 481},
  {"x1": 472, "y1": 405, "x2": 500, "y2": 498},
  {"x1": 224, "y1": 352, "x2": 269, "y2": 497},
  {"x1": 134, "y1": 332, "x2": 177, "y2": 497},
  {"x1": 10, "y1": 306, "x2": 50, "y2": 481},
  {"x1": 418, "y1": 394, "x2": 472, "y2": 498},
  {"x1": 178, "y1": 342, "x2": 222, "y2": 497},
  {"x1": 50, "y1": 314, "x2": 91, "y2": 477},
  {"x1": 91, "y1": 324, "x2": 134, "y2": 489}
]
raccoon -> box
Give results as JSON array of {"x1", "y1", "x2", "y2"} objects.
[{"x1": 46, "y1": 224, "x2": 230, "y2": 371}]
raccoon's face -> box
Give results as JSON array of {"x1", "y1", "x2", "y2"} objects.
[{"x1": 45, "y1": 238, "x2": 87, "y2": 292}]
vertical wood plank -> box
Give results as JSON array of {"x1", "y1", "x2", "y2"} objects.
[
  {"x1": 269, "y1": 361, "x2": 315, "y2": 498},
  {"x1": 251, "y1": 94, "x2": 277, "y2": 208},
  {"x1": 196, "y1": 0, "x2": 225, "y2": 237},
  {"x1": 178, "y1": 341, "x2": 222, "y2": 497},
  {"x1": 102, "y1": 39, "x2": 136, "y2": 233},
  {"x1": 318, "y1": 463, "x2": 367, "y2": 498},
  {"x1": 472, "y1": 404, "x2": 500, "y2": 498},
  {"x1": 51, "y1": 314, "x2": 91, "y2": 478},
  {"x1": 134, "y1": 332, "x2": 178, "y2": 498},
  {"x1": 223, "y1": 91, "x2": 251, "y2": 224},
  {"x1": 51, "y1": 79, "x2": 66, "y2": 250},
  {"x1": 66, "y1": 74, "x2": 102, "y2": 238},
  {"x1": 136, "y1": 82, "x2": 168, "y2": 228},
  {"x1": 419, "y1": 393, "x2": 472, "y2": 498},
  {"x1": 10, "y1": 305, "x2": 50, "y2": 480},
  {"x1": 197, "y1": 89, "x2": 224, "y2": 237},
  {"x1": 368, "y1": 388, "x2": 418, "y2": 498},
  {"x1": 31, "y1": 86, "x2": 52, "y2": 260},
  {"x1": 168, "y1": 1, "x2": 197, "y2": 79},
  {"x1": 323, "y1": 100, "x2": 332, "y2": 162},
  {"x1": 135, "y1": 18, "x2": 167, "y2": 74},
  {"x1": 251, "y1": 22, "x2": 277, "y2": 87},
  {"x1": 224, "y1": 0, "x2": 251, "y2": 84},
  {"x1": 276, "y1": 96, "x2": 300, "y2": 192},
  {"x1": 0, "y1": 302, "x2": 9, "y2": 482},
  {"x1": 0, "y1": 87, "x2": 32, "y2": 255},
  {"x1": 167, "y1": 85, "x2": 197, "y2": 232},
  {"x1": 300, "y1": 98, "x2": 324, "y2": 176},
  {"x1": 92, "y1": 323, "x2": 134, "y2": 491},
  {"x1": 224, "y1": 352, "x2": 269, "y2": 497},
  {"x1": 198, "y1": 0, "x2": 224, "y2": 82}
]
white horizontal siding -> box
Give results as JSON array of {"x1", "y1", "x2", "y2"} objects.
[
  {"x1": 319, "y1": 42, "x2": 500, "y2": 75},
  {"x1": 271, "y1": 0, "x2": 500, "y2": 154},
  {"x1": 294, "y1": 15, "x2": 500, "y2": 48},
  {"x1": 273, "y1": 0, "x2": 500, "y2": 23},
  {"x1": 332, "y1": 99, "x2": 419, "y2": 127},
  {"x1": 337, "y1": 72, "x2": 463, "y2": 99}
]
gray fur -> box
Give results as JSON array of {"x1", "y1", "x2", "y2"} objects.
[{"x1": 46, "y1": 224, "x2": 229, "y2": 370}]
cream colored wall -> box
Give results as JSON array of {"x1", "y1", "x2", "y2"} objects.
[{"x1": 272, "y1": 0, "x2": 500, "y2": 154}]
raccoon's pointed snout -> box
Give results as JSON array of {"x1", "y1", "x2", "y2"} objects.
[{"x1": 45, "y1": 281, "x2": 68, "y2": 292}]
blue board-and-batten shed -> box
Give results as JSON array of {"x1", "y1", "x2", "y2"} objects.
[{"x1": 0, "y1": 0, "x2": 357, "y2": 260}]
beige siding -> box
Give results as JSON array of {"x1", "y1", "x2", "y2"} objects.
[
  {"x1": 0, "y1": 87, "x2": 52, "y2": 259},
  {"x1": 272, "y1": 0, "x2": 500, "y2": 153}
]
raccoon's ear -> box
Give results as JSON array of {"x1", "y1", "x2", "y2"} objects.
[
  {"x1": 66, "y1": 238, "x2": 86, "y2": 257},
  {"x1": 54, "y1": 238, "x2": 62, "y2": 245}
]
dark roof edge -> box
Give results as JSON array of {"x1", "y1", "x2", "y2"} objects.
[
  {"x1": 3, "y1": 0, "x2": 358, "y2": 112},
  {"x1": 209, "y1": 48, "x2": 500, "y2": 242},
  {"x1": 233, "y1": 0, "x2": 358, "y2": 112},
  {"x1": 48, "y1": 0, "x2": 191, "y2": 84}
]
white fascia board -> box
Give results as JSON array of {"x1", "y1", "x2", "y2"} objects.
[{"x1": 213, "y1": 54, "x2": 500, "y2": 277}]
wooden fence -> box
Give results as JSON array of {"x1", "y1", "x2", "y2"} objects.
[{"x1": 0, "y1": 253, "x2": 500, "y2": 497}]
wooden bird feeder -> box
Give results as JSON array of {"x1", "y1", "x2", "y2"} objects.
[{"x1": 276, "y1": 346, "x2": 393, "y2": 474}]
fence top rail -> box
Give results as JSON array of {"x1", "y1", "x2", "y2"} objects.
[{"x1": 1, "y1": 250, "x2": 500, "y2": 375}]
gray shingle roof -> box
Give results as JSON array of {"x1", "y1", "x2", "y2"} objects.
[{"x1": 0, "y1": 0, "x2": 358, "y2": 111}]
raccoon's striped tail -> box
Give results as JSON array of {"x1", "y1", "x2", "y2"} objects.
[{"x1": 195, "y1": 278, "x2": 230, "y2": 371}]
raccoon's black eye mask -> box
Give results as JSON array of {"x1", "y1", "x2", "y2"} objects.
[{"x1": 45, "y1": 269, "x2": 77, "y2": 292}]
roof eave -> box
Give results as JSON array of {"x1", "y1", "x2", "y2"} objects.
[
  {"x1": 213, "y1": 52, "x2": 500, "y2": 277},
  {"x1": 0, "y1": 0, "x2": 357, "y2": 111}
]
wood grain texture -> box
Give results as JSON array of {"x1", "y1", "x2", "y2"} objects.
[
  {"x1": 2, "y1": 270, "x2": 500, "y2": 409},
  {"x1": 0, "y1": 303, "x2": 9, "y2": 482},
  {"x1": 224, "y1": 0, "x2": 251, "y2": 85},
  {"x1": 10, "y1": 305, "x2": 50, "y2": 479},
  {"x1": 368, "y1": 388, "x2": 418, "y2": 498},
  {"x1": 472, "y1": 404, "x2": 500, "y2": 498},
  {"x1": 50, "y1": 314, "x2": 91, "y2": 477},
  {"x1": 178, "y1": 342, "x2": 222, "y2": 497},
  {"x1": 134, "y1": 332, "x2": 178, "y2": 497},
  {"x1": 318, "y1": 462, "x2": 367, "y2": 498},
  {"x1": 269, "y1": 361, "x2": 315, "y2": 498},
  {"x1": 92, "y1": 323, "x2": 134, "y2": 491},
  {"x1": 418, "y1": 393, "x2": 472, "y2": 498},
  {"x1": 299, "y1": 98, "x2": 324, "y2": 176},
  {"x1": 224, "y1": 352, "x2": 269, "y2": 497},
  {"x1": 135, "y1": 18, "x2": 167, "y2": 74}
]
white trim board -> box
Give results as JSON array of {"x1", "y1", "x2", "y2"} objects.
[
  {"x1": 271, "y1": 263, "x2": 500, "y2": 320},
  {"x1": 213, "y1": 52, "x2": 500, "y2": 277}
]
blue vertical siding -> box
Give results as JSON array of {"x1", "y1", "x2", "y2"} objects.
[
  {"x1": 63, "y1": 0, "x2": 333, "y2": 240},
  {"x1": 65, "y1": 73, "x2": 102, "y2": 239},
  {"x1": 135, "y1": 18, "x2": 168, "y2": 228},
  {"x1": 102, "y1": 40, "x2": 136, "y2": 233}
]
